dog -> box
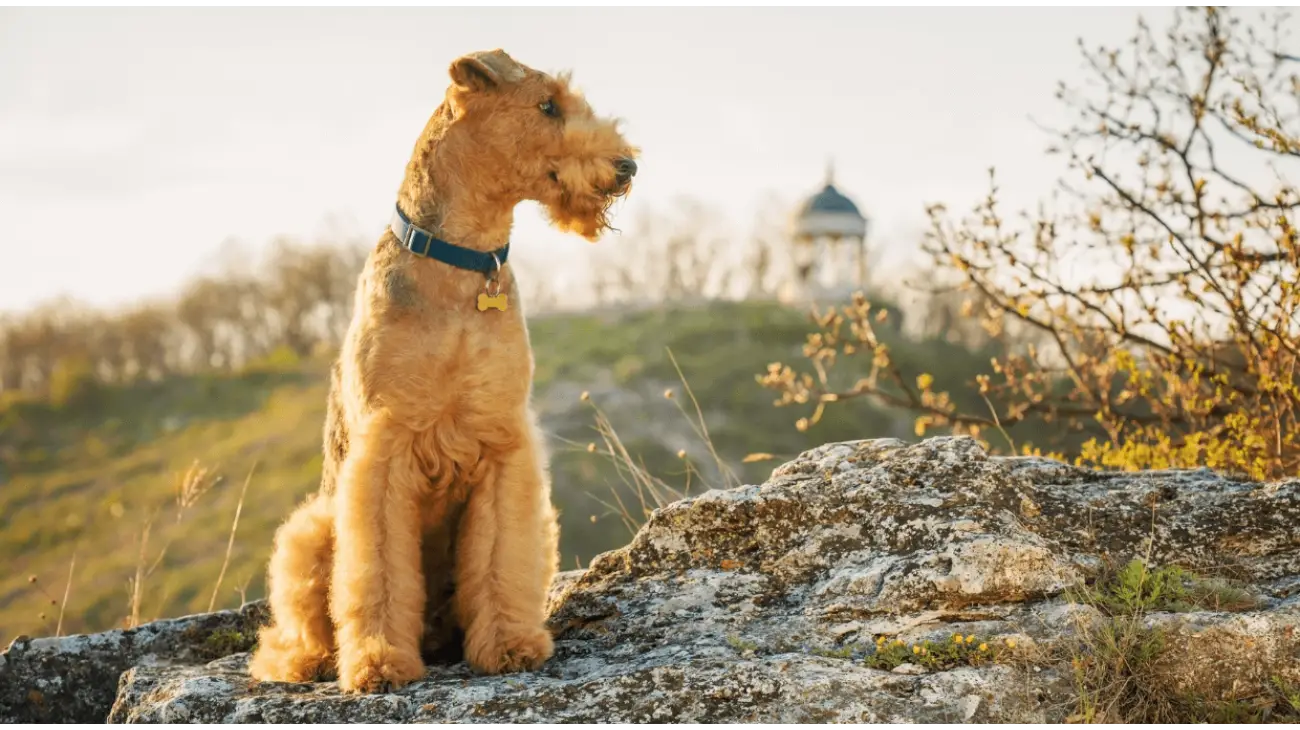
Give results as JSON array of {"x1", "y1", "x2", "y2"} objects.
[{"x1": 247, "y1": 48, "x2": 638, "y2": 694}]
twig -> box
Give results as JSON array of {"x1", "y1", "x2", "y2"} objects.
[
  {"x1": 235, "y1": 576, "x2": 252, "y2": 607},
  {"x1": 129, "y1": 515, "x2": 155, "y2": 629},
  {"x1": 666, "y1": 347, "x2": 741, "y2": 489},
  {"x1": 981, "y1": 394, "x2": 1018, "y2": 454},
  {"x1": 208, "y1": 461, "x2": 257, "y2": 613},
  {"x1": 56, "y1": 552, "x2": 75, "y2": 637}
]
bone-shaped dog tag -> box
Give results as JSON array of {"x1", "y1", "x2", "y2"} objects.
[{"x1": 477, "y1": 292, "x2": 508, "y2": 312}]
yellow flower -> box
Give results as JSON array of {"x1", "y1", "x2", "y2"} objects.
[
  {"x1": 912, "y1": 645, "x2": 921, "y2": 655},
  {"x1": 965, "y1": 635, "x2": 976, "y2": 644},
  {"x1": 952, "y1": 633, "x2": 963, "y2": 643},
  {"x1": 1005, "y1": 639, "x2": 1017, "y2": 649},
  {"x1": 894, "y1": 639, "x2": 905, "y2": 647},
  {"x1": 979, "y1": 643, "x2": 988, "y2": 652}
]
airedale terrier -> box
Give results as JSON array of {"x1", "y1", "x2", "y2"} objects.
[{"x1": 247, "y1": 49, "x2": 638, "y2": 694}]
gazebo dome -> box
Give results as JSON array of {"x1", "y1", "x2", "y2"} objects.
[
  {"x1": 798, "y1": 183, "x2": 863, "y2": 218},
  {"x1": 792, "y1": 163, "x2": 867, "y2": 241}
]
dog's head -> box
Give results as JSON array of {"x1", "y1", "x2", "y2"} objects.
[{"x1": 435, "y1": 49, "x2": 638, "y2": 241}]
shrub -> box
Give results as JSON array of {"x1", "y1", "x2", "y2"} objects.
[{"x1": 761, "y1": 7, "x2": 1300, "y2": 480}]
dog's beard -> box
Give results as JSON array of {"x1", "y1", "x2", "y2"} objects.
[{"x1": 544, "y1": 190, "x2": 619, "y2": 241}]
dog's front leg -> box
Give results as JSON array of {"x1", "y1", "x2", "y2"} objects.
[
  {"x1": 330, "y1": 414, "x2": 427, "y2": 693},
  {"x1": 454, "y1": 417, "x2": 558, "y2": 674}
]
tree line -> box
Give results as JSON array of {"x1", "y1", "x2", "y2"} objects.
[
  {"x1": 3, "y1": 205, "x2": 971, "y2": 401},
  {"x1": 0, "y1": 236, "x2": 373, "y2": 399}
]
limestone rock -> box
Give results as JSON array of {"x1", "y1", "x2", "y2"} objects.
[
  {"x1": 0, "y1": 600, "x2": 267, "y2": 723},
  {"x1": 3, "y1": 437, "x2": 1295, "y2": 723}
]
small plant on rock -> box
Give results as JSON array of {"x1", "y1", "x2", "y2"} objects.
[{"x1": 864, "y1": 634, "x2": 1008, "y2": 672}]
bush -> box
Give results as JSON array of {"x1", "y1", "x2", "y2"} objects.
[
  {"x1": 243, "y1": 344, "x2": 302, "y2": 373},
  {"x1": 761, "y1": 7, "x2": 1300, "y2": 480},
  {"x1": 47, "y1": 357, "x2": 101, "y2": 409}
]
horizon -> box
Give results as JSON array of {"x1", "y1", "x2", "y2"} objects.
[{"x1": 1, "y1": 6, "x2": 1280, "y2": 315}]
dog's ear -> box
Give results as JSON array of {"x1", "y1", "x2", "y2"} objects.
[{"x1": 449, "y1": 49, "x2": 524, "y2": 92}]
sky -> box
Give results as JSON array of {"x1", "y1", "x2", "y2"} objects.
[{"x1": 0, "y1": 6, "x2": 1217, "y2": 314}]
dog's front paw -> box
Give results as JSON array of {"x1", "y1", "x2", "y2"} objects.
[
  {"x1": 465, "y1": 627, "x2": 554, "y2": 675},
  {"x1": 337, "y1": 636, "x2": 425, "y2": 694}
]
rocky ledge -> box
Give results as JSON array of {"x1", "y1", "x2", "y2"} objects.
[{"x1": 3, "y1": 437, "x2": 1297, "y2": 723}]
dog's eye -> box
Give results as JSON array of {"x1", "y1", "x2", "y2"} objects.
[{"x1": 539, "y1": 99, "x2": 561, "y2": 118}]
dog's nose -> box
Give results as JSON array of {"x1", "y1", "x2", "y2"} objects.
[{"x1": 614, "y1": 157, "x2": 638, "y2": 181}]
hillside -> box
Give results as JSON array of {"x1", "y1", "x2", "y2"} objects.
[
  {"x1": 0, "y1": 299, "x2": 1008, "y2": 644},
  {"x1": 7, "y1": 436, "x2": 1296, "y2": 723}
]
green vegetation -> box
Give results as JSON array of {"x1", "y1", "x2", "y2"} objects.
[
  {"x1": 1064, "y1": 558, "x2": 1289, "y2": 723},
  {"x1": 200, "y1": 629, "x2": 254, "y2": 660},
  {"x1": 725, "y1": 634, "x2": 759, "y2": 653},
  {"x1": 721, "y1": 630, "x2": 1011, "y2": 672},
  {"x1": 0, "y1": 299, "x2": 1000, "y2": 646},
  {"x1": 864, "y1": 634, "x2": 1007, "y2": 672},
  {"x1": 1073, "y1": 559, "x2": 1259, "y2": 618}
]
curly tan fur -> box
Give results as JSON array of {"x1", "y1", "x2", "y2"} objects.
[{"x1": 247, "y1": 49, "x2": 637, "y2": 694}]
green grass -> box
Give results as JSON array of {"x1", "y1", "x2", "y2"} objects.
[
  {"x1": 1, "y1": 299, "x2": 999, "y2": 644},
  {"x1": 1073, "y1": 559, "x2": 1260, "y2": 617},
  {"x1": 1063, "y1": 558, "x2": 1286, "y2": 723}
]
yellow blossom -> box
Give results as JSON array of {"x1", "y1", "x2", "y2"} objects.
[
  {"x1": 912, "y1": 645, "x2": 920, "y2": 655},
  {"x1": 979, "y1": 643, "x2": 988, "y2": 652},
  {"x1": 1005, "y1": 639, "x2": 1017, "y2": 649}
]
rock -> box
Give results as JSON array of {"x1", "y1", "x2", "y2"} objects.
[
  {"x1": 8, "y1": 437, "x2": 1300, "y2": 722},
  {"x1": 890, "y1": 662, "x2": 928, "y2": 675},
  {"x1": 0, "y1": 600, "x2": 268, "y2": 723},
  {"x1": 108, "y1": 652, "x2": 1052, "y2": 723}
]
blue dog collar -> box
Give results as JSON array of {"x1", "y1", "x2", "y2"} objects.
[{"x1": 390, "y1": 205, "x2": 510, "y2": 275}]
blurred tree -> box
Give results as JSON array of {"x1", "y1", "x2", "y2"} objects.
[
  {"x1": 176, "y1": 277, "x2": 227, "y2": 371},
  {"x1": 0, "y1": 233, "x2": 377, "y2": 394},
  {"x1": 264, "y1": 237, "x2": 328, "y2": 358},
  {"x1": 0, "y1": 314, "x2": 21, "y2": 393},
  {"x1": 84, "y1": 310, "x2": 129, "y2": 384},
  {"x1": 119, "y1": 303, "x2": 175, "y2": 381},
  {"x1": 760, "y1": 7, "x2": 1300, "y2": 480}
]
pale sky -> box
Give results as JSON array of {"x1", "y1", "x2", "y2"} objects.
[{"x1": 0, "y1": 7, "x2": 1203, "y2": 313}]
